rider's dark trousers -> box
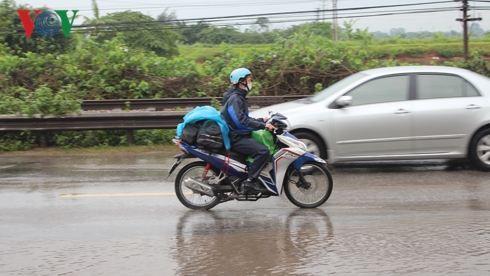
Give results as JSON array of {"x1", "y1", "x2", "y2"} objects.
[{"x1": 231, "y1": 137, "x2": 270, "y2": 180}]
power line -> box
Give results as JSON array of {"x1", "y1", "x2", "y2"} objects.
[
  {"x1": 2, "y1": 1, "x2": 477, "y2": 37},
  {"x1": 2, "y1": 6, "x2": 463, "y2": 37},
  {"x1": 64, "y1": 0, "x2": 456, "y2": 13},
  {"x1": 6, "y1": 0, "x2": 462, "y2": 30},
  {"x1": 60, "y1": 0, "x2": 319, "y2": 12},
  {"x1": 0, "y1": 5, "x2": 461, "y2": 36},
  {"x1": 79, "y1": 1, "x2": 461, "y2": 27}
]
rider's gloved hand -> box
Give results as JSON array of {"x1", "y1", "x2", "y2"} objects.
[{"x1": 265, "y1": 123, "x2": 276, "y2": 131}]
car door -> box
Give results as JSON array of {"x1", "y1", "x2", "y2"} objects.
[
  {"x1": 411, "y1": 74, "x2": 484, "y2": 154},
  {"x1": 333, "y1": 74, "x2": 412, "y2": 158}
]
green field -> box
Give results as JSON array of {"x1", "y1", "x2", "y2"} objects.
[
  {"x1": 178, "y1": 39, "x2": 490, "y2": 61},
  {"x1": 178, "y1": 43, "x2": 273, "y2": 61}
]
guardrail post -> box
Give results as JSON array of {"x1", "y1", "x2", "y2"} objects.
[
  {"x1": 126, "y1": 130, "x2": 135, "y2": 145},
  {"x1": 39, "y1": 131, "x2": 48, "y2": 148}
]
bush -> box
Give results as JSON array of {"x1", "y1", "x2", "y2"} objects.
[
  {"x1": 0, "y1": 131, "x2": 36, "y2": 151},
  {"x1": 54, "y1": 130, "x2": 127, "y2": 148},
  {"x1": 134, "y1": 129, "x2": 176, "y2": 146},
  {"x1": 2, "y1": 34, "x2": 490, "y2": 151},
  {"x1": 437, "y1": 48, "x2": 463, "y2": 58},
  {"x1": 0, "y1": 85, "x2": 82, "y2": 117}
]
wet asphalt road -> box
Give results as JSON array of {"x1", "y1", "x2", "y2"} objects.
[{"x1": 0, "y1": 152, "x2": 489, "y2": 275}]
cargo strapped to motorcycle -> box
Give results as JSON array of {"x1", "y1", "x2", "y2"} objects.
[
  {"x1": 196, "y1": 120, "x2": 225, "y2": 151},
  {"x1": 176, "y1": 105, "x2": 231, "y2": 151}
]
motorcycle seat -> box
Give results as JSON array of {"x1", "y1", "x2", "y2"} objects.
[{"x1": 217, "y1": 148, "x2": 248, "y2": 164}]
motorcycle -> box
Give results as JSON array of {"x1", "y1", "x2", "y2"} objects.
[{"x1": 166, "y1": 113, "x2": 333, "y2": 210}]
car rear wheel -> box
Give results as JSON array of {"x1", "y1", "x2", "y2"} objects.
[
  {"x1": 469, "y1": 128, "x2": 490, "y2": 172},
  {"x1": 293, "y1": 132, "x2": 327, "y2": 159}
]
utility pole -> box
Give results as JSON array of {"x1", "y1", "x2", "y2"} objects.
[
  {"x1": 322, "y1": 0, "x2": 326, "y2": 22},
  {"x1": 332, "y1": 0, "x2": 338, "y2": 41},
  {"x1": 455, "y1": 0, "x2": 482, "y2": 60}
]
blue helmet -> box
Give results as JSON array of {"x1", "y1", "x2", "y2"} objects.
[{"x1": 230, "y1": 68, "x2": 251, "y2": 84}]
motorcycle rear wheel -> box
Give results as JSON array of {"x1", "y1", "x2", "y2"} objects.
[
  {"x1": 284, "y1": 162, "x2": 333, "y2": 208},
  {"x1": 175, "y1": 161, "x2": 221, "y2": 210}
]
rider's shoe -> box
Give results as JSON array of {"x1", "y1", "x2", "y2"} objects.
[{"x1": 242, "y1": 179, "x2": 268, "y2": 194}]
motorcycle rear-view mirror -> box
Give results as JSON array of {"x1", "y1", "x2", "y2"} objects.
[{"x1": 271, "y1": 112, "x2": 288, "y2": 121}]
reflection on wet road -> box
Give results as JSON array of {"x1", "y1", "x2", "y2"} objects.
[{"x1": 0, "y1": 154, "x2": 489, "y2": 275}]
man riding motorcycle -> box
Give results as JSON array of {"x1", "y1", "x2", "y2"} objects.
[{"x1": 220, "y1": 68, "x2": 276, "y2": 194}]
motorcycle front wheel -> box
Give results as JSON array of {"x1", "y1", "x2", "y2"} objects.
[
  {"x1": 283, "y1": 162, "x2": 333, "y2": 208},
  {"x1": 175, "y1": 161, "x2": 221, "y2": 210}
]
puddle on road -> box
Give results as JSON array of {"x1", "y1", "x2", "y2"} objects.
[
  {"x1": 0, "y1": 154, "x2": 179, "y2": 188},
  {"x1": 1, "y1": 155, "x2": 490, "y2": 275},
  {"x1": 0, "y1": 164, "x2": 17, "y2": 169},
  {"x1": 169, "y1": 208, "x2": 490, "y2": 275},
  {"x1": 1, "y1": 205, "x2": 489, "y2": 275},
  {"x1": 171, "y1": 208, "x2": 335, "y2": 275}
]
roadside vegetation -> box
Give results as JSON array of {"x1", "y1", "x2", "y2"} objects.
[{"x1": 1, "y1": 0, "x2": 490, "y2": 151}]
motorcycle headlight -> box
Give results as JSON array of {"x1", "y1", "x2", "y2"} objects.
[
  {"x1": 297, "y1": 140, "x2": 307, "y2": 152},
  {"x1": 272, "y1": 118, "x2": 291, "y2": 132}
]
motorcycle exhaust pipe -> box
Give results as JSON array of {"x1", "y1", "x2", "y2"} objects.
[
  {"x1": 225, "y1": 194, "x2": 271, "y2": 200},
  {"x1": 183, "y1": 177, "x2": 216, "y2": 197}
]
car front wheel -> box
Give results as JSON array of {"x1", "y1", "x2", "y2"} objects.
[
  {"x1": 469, "y1": 128, "x2": 490, "y2": 171},
  {"x1": 292, "y1": 132, "x2": 327, "y2": 159}
]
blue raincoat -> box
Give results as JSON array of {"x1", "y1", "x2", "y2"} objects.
[{"x1": 176, "y1": 106, "x2": 231, "y2": 150}]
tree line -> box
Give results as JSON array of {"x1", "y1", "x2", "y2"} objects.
[
  {"x1": 3, "y1": 0, "x2": 489, "y2": 59},
  {"x1": 1, "y1": 0, "x2": 490, "y2": 151}
]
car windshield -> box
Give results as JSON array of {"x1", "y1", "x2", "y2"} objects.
[{"x1": 308, "y1": 72, "x2": 367, "y2": 102}]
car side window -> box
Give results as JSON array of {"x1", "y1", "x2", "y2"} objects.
[
  {"x1": 465, "y1": 81, "x2": 480, "y2": 97},
  {"x1": 346, "y1": 75, "x2": 409, "y2": 106},
  {"x1": 417, "y1": 74, "x2": 480, "y2": 99}
]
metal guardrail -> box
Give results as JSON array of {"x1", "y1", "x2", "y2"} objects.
[
  {"x1": 0, "y1": 112, "x2": 188, "y2": 131},
  {"x1": 81, "y1": 96, "x2": 307, "y2": 111},
  {"x1": 0, "y1": 96, "x2": 309, "y2": 132}
]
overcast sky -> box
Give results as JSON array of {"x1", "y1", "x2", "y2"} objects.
[{"x1": 17, "y1": 0, "x2": 490, "y2": 33}]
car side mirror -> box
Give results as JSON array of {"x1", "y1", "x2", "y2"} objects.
[{"x1": 335, "y1": 96, "x2": 353, "y2": 108}]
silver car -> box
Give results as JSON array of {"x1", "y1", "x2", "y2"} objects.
[{"x1": 250, "y1": 66, "x2": 490, "y2": 171}]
